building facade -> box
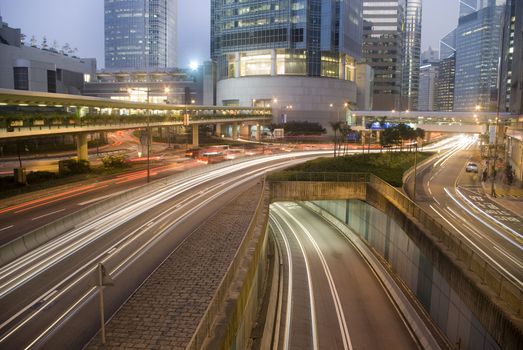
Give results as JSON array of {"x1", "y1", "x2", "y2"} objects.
[
  {"x1": 454, "y1": 2, "x2": 505, "y2": 111},
  {"x1": 439, "y1": 29, "x2": 456, "y2": 60},
  {"x1": 211, "y1": 0, "x2": 363, "y2": 127},
  {"x1": 402, "y1": 0, "x2": 422, "y2": 111},
  {"x1": 104, "y1": 0, "x2": 177, "y2": 70},
  {"x1": 418, "y1": 63, "x2": 438, "y2": 111},
  {"x1": 83, "y1": 62, "x2": 214, "y2": 106},
  {"x1": 435, "y1": 54, "x2": 455, "y2": 112},
  {"x1": 362, "y1": 0, "x2": 406, "y2": 110},
  {"x1": 0, "y1": 16, "x2": 96, "y2": 94}
]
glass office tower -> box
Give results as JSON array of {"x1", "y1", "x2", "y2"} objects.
[
  {"x1": 362, "y1": 0, "x2": 406, "y2": 110},
  {"x1": 211, "y1": 0, "x2": 362, "y2": 80},
  {"x1": 402, "y1": 0, "x2": 422, "y2": 111},
  {"x1": 104, "y1": 0, "x2": 177, "y2": 70},
  {"x1": 454, "y1": 1, "x2": 505, "y2": 111},
  {"x1": 211, "y1": 0, "x2": 363, "y2": 126}
]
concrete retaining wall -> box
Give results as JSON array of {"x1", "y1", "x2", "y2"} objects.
[{"x1": 268, "y1": 179, "x2": 523, "y2": 350}]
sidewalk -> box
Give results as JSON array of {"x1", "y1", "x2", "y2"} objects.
[
  {"x1": 481, "y1": 178, "x2": 523, "y2": 219},
  {"x1": 86, "y1": 182, "x2": 262, "y2": 349}
]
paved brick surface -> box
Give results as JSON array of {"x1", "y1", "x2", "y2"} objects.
[{"x1": 86, "y1": 183, "x2": 262, "y2": 349}]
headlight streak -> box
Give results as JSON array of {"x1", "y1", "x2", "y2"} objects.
[
  {"x1": 444, "y1": 188, "x2": 523, "y2": 249},
  {"x1": 0, "y1": 153, "x2": 319, "y2": 346},
  {"x1": 455, "y1": 187, "x2": 523, "y2": 241}
]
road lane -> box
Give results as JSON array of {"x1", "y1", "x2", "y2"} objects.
[
  {"x1": 0, "y1": 151, "x2": 330, "y2": 349},
  {"x1": 271, "y1": 202, "x2": 419, "y2": 350},
  {"x1": 407, "y1": 136, "x2": 523, "y2": 285}
]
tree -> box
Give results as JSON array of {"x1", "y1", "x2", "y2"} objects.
[
  {"x1": 41, "y1": 36, "x2": 48, "y2": 50},
  {"x1": 330, "y1": 121, "x2": 342, "y2": 157}
]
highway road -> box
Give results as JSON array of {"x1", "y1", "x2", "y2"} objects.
[
  {"x1": 270, "y1": 202, "x2": 421, "y2": 350},
  {"x1": 406, "y1": 136, "x2": 523, "y2": 287},
  {"x1": 0, "y1": 151, "x2": 331, "y2": 349}
]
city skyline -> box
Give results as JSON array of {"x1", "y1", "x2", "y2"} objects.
[{"x1": 0, "y1": 0, "x2": 458, "y2": 69}]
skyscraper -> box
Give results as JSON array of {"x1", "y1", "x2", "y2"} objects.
[
  {"x1": 402, "y1": 0, "x2": 422, "y2": 111},
  {"x1": 435, "y1": 54, "x2": 456, "y2": 111},
  {"x1": 104, "y1": 0, "x2": 177, "y2": 70},
  {"x1": 454, "y1": 1, "x2": 505, "y2": 111},
  {"x1": 418, "y1": 63, "x2": 438, "y2": 111},
  {"x1": 439, "y1": 29, "x2": 456, "y2": 60},
  {"x1": 211, "y1": 0, "x2": 363, "y2": 126},
  {"x1": 362, "y1": 0, "x2": 406, "y2": 110}
]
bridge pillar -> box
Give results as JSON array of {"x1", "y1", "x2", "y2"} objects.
[
  {"x1": 215, "y1": 123, "x2": 222, "y2": 137},
  {"x1": 375, "y1": 130, "x2": 380, "y2": 143},
  {"x1": 256, "y1": 124, "x2": 261, "y2": 141},
  {"x1": 240, "y1": 124, "x2": 250, "y2": 139},
  {"x1": 192, "y1": 125, "x2": 199, "y2": 147},
  {"x1": 232, "y1": 122, "x2": 238, "y2": 140},
  {"x1": 76, "y1": 133, "x2": 88, "y2": 161}
]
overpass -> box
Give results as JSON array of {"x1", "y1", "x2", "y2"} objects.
[
  {"x1": 0, "y1": 88, "x2": 272, "y2": 159},
  {"x1": 349, "y1": 110, "x2": 517, "y2": 134}
]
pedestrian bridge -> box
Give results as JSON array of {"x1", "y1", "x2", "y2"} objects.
[
  {"x1": 350, "y1": 110, "x2": 516, "y2": 134},
  {"x1": 0, "y1": 88, "x2": 272, "y2": 140}
]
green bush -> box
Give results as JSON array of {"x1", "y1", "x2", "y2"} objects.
[
  {"x1": 271, "y1": 152, "x2": 433, "y2": 187},
  {"x1": 102, "y1": 154, "x2": 129, "y2": 168},
  {"x1": 59, "y1": 159, "x2": 90, "y2": 175},
  {"x1": 26, "y1": 171, "x2": 59, "y2": 184}
]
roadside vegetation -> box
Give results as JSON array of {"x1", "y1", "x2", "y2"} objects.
[{"x1": 268, "y1": 152, "x2": 433, "y2": 187}]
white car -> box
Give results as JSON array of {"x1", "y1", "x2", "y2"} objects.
[{"x1": 465, "y1": 162, "x2": 478, "y2": 173}]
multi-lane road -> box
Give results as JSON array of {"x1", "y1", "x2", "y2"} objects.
[
  {"x1": 407, "y1": 136, "x2": 523, "y2": 286},
  {"x1": 0, "y1": 151, "x2": 331, "y2": 349},
  {"x1": 270, "y1": 202, "x2": 424, "y2": 350}
]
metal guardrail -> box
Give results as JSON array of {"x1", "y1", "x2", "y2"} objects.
[{"x1": 267, "y1": 171, "x2": 522, "y2": 317}]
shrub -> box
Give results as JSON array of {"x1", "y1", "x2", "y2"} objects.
[
  {"x1": 102, "y1": 154, "x2": 128, "y2": 168},
  {"x1": 59, "y1": 159, "x2": 90, "y2": 175}
]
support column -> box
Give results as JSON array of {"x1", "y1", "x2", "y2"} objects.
[
  {"x1": 376, "y1": 130, "x2": 380, "y2": 143},
  {"x1": 235, "y1": 52, "x2": 241, "y2": 78},
  {"x1": 192, "y1": 125, "x2": 199, "y2": 147},
  {"x1": 256, "y1": 124, "x2": 261, "y2": 141},
  {"x1": 339, "y1": 54, "x2": 346, "y2": 80},
  {"x1": 240, "y1": 124, "x2": 250, "y2": 139},
  {"x1": 76, "y1": 133, "x2": 88, "y2": 161},
  {"x1": 232, "y1": 122, "x2": 238, "y2": 140},
  {"x1": 215, "y1": 123, "x2": 222, "y2": 137},
  {"x1": 271, "y1": 49, "x2": 277, "y2": 76}
]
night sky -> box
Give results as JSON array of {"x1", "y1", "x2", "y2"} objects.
[{"x1": 0, "y1": 0, "x2": 458, "y2": 69}]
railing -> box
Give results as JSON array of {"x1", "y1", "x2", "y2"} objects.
[{"x1": 267, "y1": 171, "x2": 523, "y2": 317}]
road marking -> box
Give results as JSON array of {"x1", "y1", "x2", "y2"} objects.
[
  {"x1": 429, "y1": 204, "x2": 521, "y2": 286},
  {"x1": 455, "y1": 187, "x2": 523, "y2": 241},
  {"x1": 277, "y1": 204, "x2": 352, "y2": 350},
  {"x1": 0, "y1": 225, "x2": 14, "y2": 232},
  {"x1": 272, "y1": 206, "x2": 319, "y2": 350},
  {"x1": 31, "y1": 209, "x2": 65, "y2": 221},
  {"x1": 269, "y1": 214, "x2": 293, "y2": 350},
  {"x1": 492, "y1": 245, "x2": 523, "y2": 269},
  {"x1": 445, "y1": 188, "x2": 522, "y2": 248},
  {"x1": 432, "y1": 197, "x2": 440, "y2": 206}
]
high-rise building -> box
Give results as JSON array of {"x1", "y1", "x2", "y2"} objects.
[
  {"x1": 421, "y1": 47, "x2": 439, "y2": 64},
  {"x1": 460, "y1": 0, "x2": 478, "y2": 18},
  {"x1": 418, "y1": 63, "x2": 438, "y2": 111},
  {"x1": 211, "y1": 0, "x2": 363, "y2": 127},
  {"x1": 500, "y1": 0, "x2": 520, "y2": 112},
  {"x1": 454, "y1": 1, "x2": 505, "y2": 111},
  {"x1": 508, "y1": 0, "x2": 522, "y2": 114},
  {"x1": 104, "y1": 0, "x2": 177, "y2": 70},
  {"x1": 439, "y1": 29, "x2": 456, "y2": 60},
  {"x1": 435, "y1": 54, "x2": 455, "y2": 112},
  {"x1": 402, "y1": 0, "x2": 422, "y2": 111},
  {"x1": 362, "y1": 0, "x2": 406, "y2": 110}
]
